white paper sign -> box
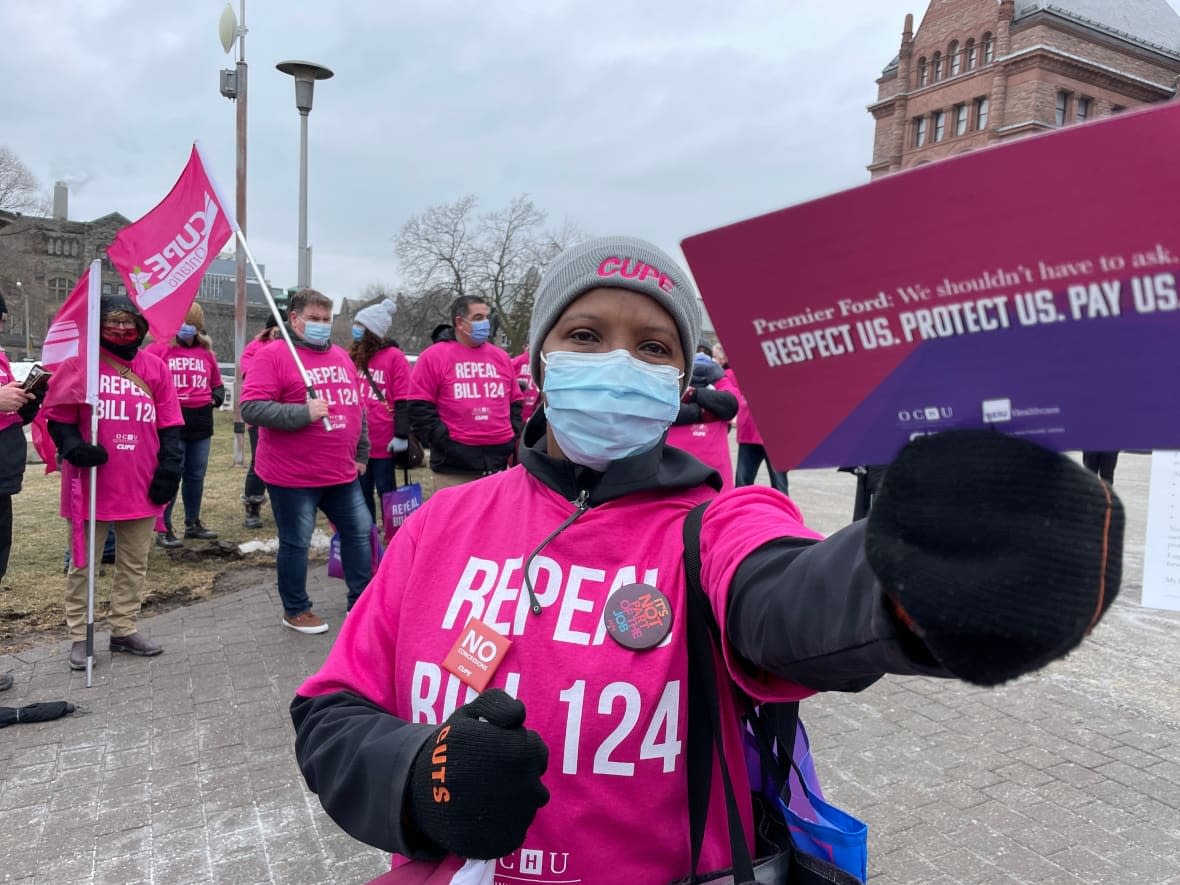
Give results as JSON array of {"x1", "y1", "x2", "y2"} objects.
[{"x1": 1141, "y1": 450, "x2": 1180, "y2": 612}]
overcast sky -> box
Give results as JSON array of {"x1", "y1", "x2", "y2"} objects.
[{"x1": 1, "y1": 1, "x2": 928, "y2": 305}]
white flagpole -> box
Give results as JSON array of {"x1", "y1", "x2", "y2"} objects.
[
  {"x1": 193, "y1": 140, "x2": 330, "y2": 432},
  {"x1": 83, "y1": 260, "x2": 101, "y2": 687}
]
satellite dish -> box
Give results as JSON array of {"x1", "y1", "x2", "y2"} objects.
[{"x1": 219, "y1": 3, "x2": 238, "y2": 54}]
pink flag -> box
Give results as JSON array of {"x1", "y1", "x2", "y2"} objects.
[
  {"x1": 107, "y1": 144, "x2": 235, "y2": 340},
  {"x1": 31, "y1": 269, "x2": 94, "y2": 471}
]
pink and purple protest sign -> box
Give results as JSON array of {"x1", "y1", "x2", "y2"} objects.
[{"x1": 682, "y1": 101, "x2": 1180, "y2": 470}]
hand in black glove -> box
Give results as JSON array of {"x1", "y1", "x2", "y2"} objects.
[
  {"x1": 63, "y1": 442, "x2": 109, "y2": 468},
  {"x1": 866, "y1": 429, "x2": 1124, "y2": 686},
  {"x1": 211, "y1": 386, "x2": 225, "y2": 409},
  {"x1": 409, "y1": 688, "x2": 549, "y2": 859},
  {"x1": 147, "y1": 466, "x2": 181, "y2": 505}
]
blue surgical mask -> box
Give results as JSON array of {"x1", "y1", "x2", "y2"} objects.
[
  {"x1": 468, "y1": 318, "x2": 491, "y2": 345},
  {"x1": 351, "y1": 325, "x2": 365, "y2": 341},
  {"x1": 177, "y1": 323, "x2": 197, "y2": 343},
  {"x1": 303, "y1": 320, "x2": 332, "y2": 344},
  {"x1": 542, "y1": 349, "x2": 683, "y2": 471}
]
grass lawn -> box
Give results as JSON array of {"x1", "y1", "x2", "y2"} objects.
[{"x1": 0, "y1": 409, "x2": 434, "y2": 652}]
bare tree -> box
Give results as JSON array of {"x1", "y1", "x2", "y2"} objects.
[
  {"x1": 0, "y1": 146, "x2": 47, "y2": 214},
  {"x1": 394, "y1": 195, "x2": 585, "y2": 355}
]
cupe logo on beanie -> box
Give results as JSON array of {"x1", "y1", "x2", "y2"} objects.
[{"x1": 597, "y1": 257, "x2": 676, "y2": 293}]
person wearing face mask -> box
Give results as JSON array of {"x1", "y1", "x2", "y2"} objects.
[
  {"x1": 666, "y1": 349, "x2": 739, "y2": 490},
  {"x1": 289, "y1": 237, "x2": 1124, "y2": 883},
  {"x1": 145, "y1": 302, "x2": 225, "y2": 547},
  {"x1": 240, "y1": 289, "x2": 373, "y2": 635},
  {"x1": 43, "y1": 295, "x2": 184, "y2": 670},
  {"x1": 408, "y1": 295, "x2": 522, "y2": 490},
  {"x1": 350, "y1": 298, "x2": 413, "y2": 525}
]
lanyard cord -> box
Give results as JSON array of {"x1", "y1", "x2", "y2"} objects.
[{"x1": 522, "y1": 490, "x2": 590, "y2": 615}]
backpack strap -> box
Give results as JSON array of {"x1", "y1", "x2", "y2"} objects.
[
  {"x1": 100, "y1": 353, "x2": 153, "y2": 400},
  {"x1": 362, "y1": 367, "x2": 395, "y2": 414},
  {"x1": 683, "y1": 501, "x2": 757, "y2": 884}
]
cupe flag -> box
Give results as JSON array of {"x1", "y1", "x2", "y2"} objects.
[{"x1": 107, "y1": 144, "x2": 235, "y2": 340}]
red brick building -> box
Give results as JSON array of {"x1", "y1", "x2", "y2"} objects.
[{"x1": 868, "y1": 0, "x2": 1180, "y2": 176}]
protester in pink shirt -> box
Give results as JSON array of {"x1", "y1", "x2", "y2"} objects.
[
  {"x1": 292, "y1": 237, "x2": 1124, "y2": 883},
  {"x1": 666, "y1": 351, "x2": 738, "y2": 490},
  {"x1": 724, "y1": 343, "x2": 791, "y2": 496},
  {"x1": 0, "y1": 290, "x2": 44, "y2": 589},
  {"x1": 43, "y1": 294, "x2": 184, "y2": 670},
  {"x1": 350, "y1": 298, "x2": 413, "y2": 526},
  {"x1": 145, "y1": 302, "x2": 225, "y2": 547},
  {"x1": 240, "y1": 288, "x2": 373, "y2": 635},
  {"x1": 511, "y1": 348, "x2": 540, "y2": 424},
  {"x1": 239, "y1": 316, "x2": 280, "y2": 529},
  {"x1": 408, "y1": 296, "x2": 522, "y2": 490}
]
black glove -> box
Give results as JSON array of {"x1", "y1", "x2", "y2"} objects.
[
  {"x1": 147, "y1": 466, "x2": 181, "y2": 505},
  {"x1": 409, "y1": 689, "x2": 549, "y2": 859},
  {"x1": 866, "y1": 429, "x2": 1124, "y2": 686},
  {"x1": 211, "y1": 386, "x2": 225, "y2": 409},
  {"x1": 63, "y1": 442, "x2": 108, "y2": 468}
]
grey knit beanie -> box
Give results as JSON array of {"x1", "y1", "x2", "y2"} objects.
[
  {"x1": 354, "y1": 298, "x2": 397, "y2": 339},
  {"x1": 529, "y1": 236, "x2": 702, "y2": 383}
]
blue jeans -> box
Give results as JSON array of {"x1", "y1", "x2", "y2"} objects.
[
  {"x1": 735, "y1": 443, "x2": 789, "y2": 495},
  {"x1": 163, "y1": 436, "x2": 212, "y2": 528},
  {"x1": 267, "y1": 480, "x2": 373, "y2": 616},
  {"x1": 359, "y1": 457, "x2": 395, "y2": 525}
]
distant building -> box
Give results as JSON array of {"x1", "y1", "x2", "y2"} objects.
[
  {"x1": 868, "y1": 0, "x2": 1180, "y2": 177},
  {"x1": 0, "y1": 184, "x2": 276, "y2": 360}
]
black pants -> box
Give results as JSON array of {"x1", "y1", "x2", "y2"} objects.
[
  {"x1": 244, "y1": 424, "x2": 265, "y2": 498},
  {"x1": 1082, "y1": 451, "x2": 1119, "y2": 484},
  {"x1": 0, "y1": 494, "x2": 11, "y2": 579}
]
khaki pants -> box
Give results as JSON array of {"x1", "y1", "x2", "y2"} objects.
[
  {"x1": 65, "y1": 516, "x2": 155, "y2": 640},
  {"x1": 430, "y1": 471, "x2": 484, "y2": 492}
]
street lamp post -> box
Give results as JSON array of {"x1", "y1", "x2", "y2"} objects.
[
  {"x1": 220, "y1": 1, "x2": 250, "y2": 466},
  {"x1": 276, "y1": 60, "x2": 333, "y2": 289}
]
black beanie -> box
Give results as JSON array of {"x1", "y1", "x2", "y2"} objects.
[{"x1": 866, "y1": 429, "x2": 1123, "y2": 686}]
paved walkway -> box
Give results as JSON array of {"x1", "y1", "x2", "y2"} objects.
[{"x1": 1, "y1": 455, "x2": 1177, "y2": 884}]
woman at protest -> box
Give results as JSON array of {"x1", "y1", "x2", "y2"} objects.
[
  {"x1": 350, "y1": 298, "x2": 413, "y2": 525},
  {"x1": 43, "y1": 294, "x2": 184, "y2": 670},
  {"x1": 146, "y1": 303, "x2": 225, "y2": 547},
  {"x1": 291, "y1": 237, "x2": 1123, "y2": 883},
  {"x1": 0, "y1": 290, "x2": 44, "y2": 589},
  {"x1": 666, "y1": 349, "x2": 738, "y2": 490},
  {"x1": 240, "y1": 316, "x2": 280, "y2": 528}
]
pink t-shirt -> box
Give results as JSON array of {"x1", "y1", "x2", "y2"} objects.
[
  {"x1": 42, "y1": 350, "x2": 184, "y2": 521},
  {"x1": 731, "y1": 372, "x2": 767, "y2": 446},
  {"x1": 298, "y1": 475, "x2": 821, "y2": 884},
  {"x1": 667, "y1": 418, "x2": 734, "y2": 491},
  {"x1": 360, "y1": 346, "x2": 413, "y2": 460},
  {"x1": 240, "y1": 336, "x2": 274, "y2": 379},
  {"x1": 409, "y1": 341, "x2": 521, "y2": 446},
  {"x1": 0, "y1": 350, "x2": 22, "y2": 435},
  {"x1": 145, "y1": 341, "x2": 223, "y2": 408},
  {"x1": 511, "y1": 351, "x2": 540, "y2": 424},
  {"x1": 240, "y1": 343, "x2": 365, "y2": 488}
]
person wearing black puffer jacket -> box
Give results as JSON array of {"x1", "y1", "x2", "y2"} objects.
[
  {"x1": 0, "y1": 290, "x2": 45, "y2": 589},
  {"x1": 42, "y1": 294, "x2": 184, "y2": 671}
]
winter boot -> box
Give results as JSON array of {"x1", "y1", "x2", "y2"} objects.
[{"x1": 242, "y1": 495, "x2": 265, "y2": 529}]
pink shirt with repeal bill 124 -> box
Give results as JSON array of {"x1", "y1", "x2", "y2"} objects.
[
  {"x1": 41, "y1": 349, "x2": 184, "y2": 522},
  {"x1": 360, "y1": 346, "x2": 413, "y2": 460},
  {"x1": 144, "y1": 341, "x2": 223, "y2": 408},
  {"x1": 240, "y1": 342, "x2": 364, "y2": 488},
  {"x1": 298, "y1": 474, "x2": 821, "y2": 884},
  {"x1": 409, "y1": 341, "x2": 521, "y2": 446}
]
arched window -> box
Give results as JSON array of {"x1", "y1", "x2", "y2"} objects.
[
  {"x1": 933, "y1": 51, "x2": 943, "y2": 81},
  {"x1": 917, "y1": 56, "x2": 928, "y2": 87},
  {"x1": 983, "y1": 32, "x2": 994, "y2": 63},
  {"x1": 966, "y1": 38, "x2": 977, "y2": 70},
  {"x1": 949, "y1": 41, "x2": 961, "y2": 76}
]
